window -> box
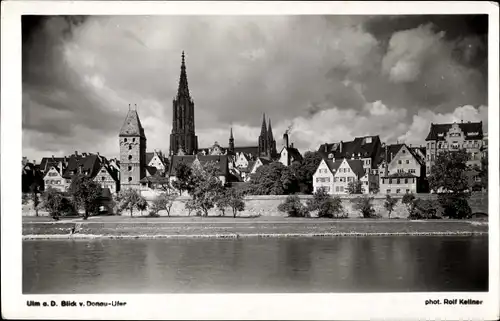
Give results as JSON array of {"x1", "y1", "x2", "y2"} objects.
[
  {"x1": 403, "y1": 149, "x2": 406, "y2": 153},
  {"x1": 128, "y1": 177, "x2": 132, "y2": 182},
  {"x1": 404, "y1": 178, "x2": 408, "y2": 184},
  {"x1": 324, "y1": 186, "x2": 330, "y2": 192},
  {"x1": 389, "y1": 179, "x2": 392, "y2": 184},
  {"x1": 396, "y1": 189, "x2": 401, "y2": 194},
  {"x1": 431, "y1": 142, "x2": 435, "y2": 149},
  {"x1": 124, "y1": 138, "x2": 127, "y2": 142},
  {"x1": 398, "y1": 169, "x2": 404, "y2": 173},
  {"x1": 406, "y1": 189, "x2": 410, "y2": 193},
  {"x1": 326, "y1": 177, "x2": 330, "y2": 182},
  {"x1": 101, "y1": 176, "x2": 105, "y2": 181},
  {"x1": 132, "y1": 138, "x2": 136, "y2": 142},
  {"x1": 128, "y1": 155, "x2": 132, "y2": 161},
  {"x1": 334, "y1": 177, "x2": 337, "y2": 182},
  {"x1": 335, "y1": 186, "x2": 339, "y2": 192},
  {"x1": 398, "y1": 160, "x2": 402, "y2": 165},
  {"x1": 409, "y1": 169, "x2": 416, "y2": 174},
  {"x1": 386, "y1": 189, "x2": 391, "y2": 194},
  {"x1": 101, "y1": 169, "x2": 106, "y2": 173},
  {"x1": 397, "y1": 179, "x2": 400, "y2": 184},
  {"x1": 129, "y1": 145, "x2": 132, "y2": 150},
  {"x1": 406, "y1": 160, "x2": 410, "y2": 164},
  {"x1": 339, "y1": 186, "x2": 344, "y2": 192}
]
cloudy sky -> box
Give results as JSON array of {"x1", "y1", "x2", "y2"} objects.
[{"x1": 22, "y1": 15, "x2": 488, "y2": 160}]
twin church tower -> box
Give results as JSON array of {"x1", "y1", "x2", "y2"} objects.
[{"x1": 119, "y1": 52, "x2": 276, "y2": 189}]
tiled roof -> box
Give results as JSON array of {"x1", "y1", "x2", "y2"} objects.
[
  {"x1": 425, "y1": 121, "x2": 483, "y2": 141},
  {"x1": 39, "y1": 157, "x2": 66, "y2": 173},
  {"x1": 234, "y1": 146, "x2": 259, "y2": 157},
  {"x1": 168, "y1": 155, "x2": 229, "y2": 177},
  {"x1": 119, "y1": 109, "x2": 146, "y2": 138},
  {"x1": 324, "y1": 159, "x2": 342, "y2": 173},
  {"x1": 346, "y1": 159, "x2": 365, "y2": 178},
  {"x1": 146, "y1": 152, "x2": 154, "y2": 165},
  {"x1": 62, "y1": 154, "x2": 102, "y2": 179},
  {"x1": 318, "y1": 136, "x2": 382, "y2": 161},
  {"x1": 282, "y1": 146, "x2": 303, "y2": 163},
  {"x1": 376, "y1": 144, "x2": 404, "y2": 165},
  {"x1": 258, "y1": 157, "x2": 272, "y2": 166},
  {"x1": 146, "y1": 166, "x2": 158, "y2": 176}
]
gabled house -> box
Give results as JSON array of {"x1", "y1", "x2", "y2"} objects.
[
  {"x1": 313, "y1": 158, "x2": 366, "y2": 194},
  {"x1": 43, "y1": 162, "x2": 67, "y2": 192},
  {"x1": 378, "y1": 143, "x2": 426, "y2": 194},
  {"x1": 146, "y1": 150, "x2": 168, "y2": 175},
  {"x1": 279, "y1": 130, "x2": 303, "y2": 167},
  {"x1": 249, "y1": 157, "x2": 272, "y2": 176},
  {"x1": 62, "y1": 153, "x2": 104, "y2": 190},
  {"x1": 93, "y1": 162, "x2": 120, "y2": 194}
]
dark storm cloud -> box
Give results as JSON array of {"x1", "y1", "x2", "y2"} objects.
[{"x1": 22, "y1": 15, "x2": 488, "y2": 160}]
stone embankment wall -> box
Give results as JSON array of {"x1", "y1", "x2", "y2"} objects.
[
  {"x1": 147, "y1": 192, "x2": 489, "y2": 218},
  {"x1": 22, "y1": 192, "x2": 488, "y2": 218}
]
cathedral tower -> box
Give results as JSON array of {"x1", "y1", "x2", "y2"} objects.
[
  {"x1": 258, "y1": 113, "x2": 268, "y2": 157},
  {"x1": 119, "y1": 104, "x2": 147, "y2": 190},
  {"x1": 170, "y1": 51, "x2": 198, "y2": 155},
  {"x1": 267, "y1": 119, "x2": 277, "y2": 157},
  {"x1": 228, "y1": 127, "x2": 235, "y2": 155}
]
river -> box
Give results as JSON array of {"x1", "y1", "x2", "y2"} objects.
[{"x1": 23, "y1": 236, "x2": 488, "y2": 293}]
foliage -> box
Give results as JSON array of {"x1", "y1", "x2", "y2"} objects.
[
  {"x1": 136, "y1": 197, "x2": 149, "y2": 215},
  {"x1": 353, "y1": 196, "x2": 376, "y2": 218},
  {"x1": 117, "y1": 188, "x2": 144, "y2": 217},
  {"x1": 401, "y1": 193, "x2": 416, "y2": 216},
  {"x1": 438, "y1": 193, "x2": 471, "y2": 219},
  {"x1": 185, "y1": 198, "x2": 198, "y2": 216},
  {"x1": 289, "y1": 151, "x2": 323, "y2": 194},
  {"x1": 22, "y1": 193, "x2": 29, "y2": 205},
  {"x1": 480, "y1": 156, "x2": 488, "y2": 190},
  {"x1": 307, "y1": 188, "x2": 344, "y2": 218},
  {"x1": 247, "y1": 162, "x2": 299, "y2": 195},
  {"x1": 150, "y1": 192, "x2": 176, "y2": 217},
  {"x1": 69, "y1": 175, "x2": 102, "y2": 219},
  {"x1": 409, "y1": 198, "x2": 441, "y2": 220},
  {"x1": 226, "y1": 188, "x2": 246, "y2": 218},
  {"x1": 42, "y1": 187, "x2": 63, "y2": 220},
  {"x1": 171, "y1": 162, "x2": 196, "y2": 194},
  {"x1": 188, "y1": 161, "x2": 225, "y2": 216},
  {"x1": 215, "y1": 189, "x2": 231, "y2": 216},
  {"x1": 428, "y1": 149, "x2": 469, "y2": 193},
  {"x1": 384, "y1": 195, "x2": 398, "y2": 219},
  {"x1": 277, "y1": 195, "x2": 309, "y2": 217},
  {"x1": 347, "y1": 179, "x2": 364, "y2": 194}
]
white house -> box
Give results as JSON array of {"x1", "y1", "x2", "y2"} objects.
[
  {"x1": 43, "y1": 163, "x2": 68, "y2": 192},
  {"x1": 313, "y1": 158, "x2": 366, "y2": 195},
  {"x1": 93, "y1": 163, "x2": 120, "y2": 194}
]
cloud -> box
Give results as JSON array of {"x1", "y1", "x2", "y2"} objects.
[{"x1": 22, "y1": 15, "x2": 488, "y2": 160}]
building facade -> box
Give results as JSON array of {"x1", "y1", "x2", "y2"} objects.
[
  {"x1": 425, "y1": 121, "x2": 484, "y2": 176},
  {"x1": 313, "y1": 158, "x2": 366, "y2": 195},
  {"x1": 119, "y1": 105, "x2": 147, "y2": 190},
  {"x1": 279, "y1": 130, "x2": 303, "y2": 167},
  {"x1": 170, "y1": 52, "x2": 198, "y2": 156}
]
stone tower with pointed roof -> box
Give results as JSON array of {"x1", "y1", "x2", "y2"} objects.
[
  {"x1": 228, "y1": 127, "x2": 235, "y2": 155},
  {"x1": 170, "y1": 51, "x2": 198, "y2": 156},
  {"x1": 119, "y1": 104, "x2": 147, "y2": 190},
  {"x1": 258, "y1": 113, "x2": 276, "y2": 159}
]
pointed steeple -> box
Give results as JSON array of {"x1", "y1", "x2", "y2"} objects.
[
  {"x1": 230, "y1": 127, "x2": 234, "y2": 140},
  {"x1": 229, "y1": 127, "x2": 235, "y2": 155},
  {"x1": 260, "y1": 113, "x2": 267, "y2": 136},
  {"x1": 119, "y1": 104, "x2": 145, "y2": 138},
  {"x1": 177, "y1": 51, "x2": 190, "y2": 98},
  {"x1": 267, "y1": 118, "x2": 274, "y2": 142}
]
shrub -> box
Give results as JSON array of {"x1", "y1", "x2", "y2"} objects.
[
  {"x1": 148, "y1": 210, "x2": 160, "y2": 217},
  {"x1": 384, "y1": 194, "x2": 398, "y2": 219},
  {"x1": 409, "y1": 198, "x2": 440, "y2": 220},
  {"x1": 402, "y1": 193, "x2": 416, "y2": 216},
  {"x1": 353, "y1": 196, "x2": 376, "y2": 218},
  {"x1": 438, "y1": 194, "x2": 471, "y2": 219},
  {"x1": 307, "y1": 189, "x2": 344, "y2": 218},
  {"x1": 278, "y1": 195, "x2": 309, "y2": 217}
]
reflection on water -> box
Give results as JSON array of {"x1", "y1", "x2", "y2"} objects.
[{"x1": 23, "y1": 236, "x2": 488, "y2": 294}]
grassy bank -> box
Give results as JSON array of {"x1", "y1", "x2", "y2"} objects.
[{"x1": 22, "y1": 216, "x2": 488, "y2": 239}]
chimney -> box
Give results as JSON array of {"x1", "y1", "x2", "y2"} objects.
[
  {"x1": 75, "y1": 151, "x2": 78, "y2": 156},
  {"x1": 33, "y1": 160, "x2": 36, "y2": 165},
  {"x1": 58, "y1": 161, "x2": 63, "y2": 175},
  {"x1": 79, "y1": 164, "x2": 83, "y2": 174},
  {"x1": 51, "y1": 155, "x2": 55, "y2": 161},
  {"x1": 324, "y1": 143, "x2": 327, "y2": 153},
  {"x1": 340, "y1": 141, "x2": 343, "y2": 153},
  {"x1": 283, "y1": 133, "x2": 289, "y2": 149},
  {"x1": 290, "y1": 143, "x2": 294, "y2": 148}
]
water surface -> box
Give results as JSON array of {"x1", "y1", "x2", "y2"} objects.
[{"x1": 23, "y1": 236, "x2": 488, "y2": 293}]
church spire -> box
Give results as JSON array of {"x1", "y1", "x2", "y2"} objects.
[
  {"x1": 177, "y1": 51, "x2": 190, "y2": 98},
  {"x1": 229, "y1": 127, "x2": 235, "y2": 155},
  {"x1": 260, "y1": 113, "x2": 267, "y2": 136},
  {"x1": 267, "y1": 118, "x2": 274, "y2": 142}
]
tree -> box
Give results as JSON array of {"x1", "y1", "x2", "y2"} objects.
[
  {"x1": 28, "y1": 182, "x2": 42, "y2": 216},
  {"x1": 409, "y1": 198, "x2": 440, "y2": 220},
  {"x1": 289, "y1": 151, "x2": 323, "y2": 194},
  {"x1": 227, "y1": 188, "x2": 246, "y2": 218},
  {"x1": 171, "y1": 162, "x2": 196, "y2": 195},
  {"x1": 189, "y1": 161, "x2": 225, "y2": 217},
  {"x1": 136, "y1": 197, "x2": 149, "y2": 216},
  {"x1": 480, "y1": 155, "x2": 488, "y2": 190},
  {"x1": 42, "y1": 187, "x2": 63, "y2": 220},
  {"x1": 215, "y1": 189, "x2": 230, "y2": 216},
  {"x1": 150, "y1": 192, "x2": 177, "y2": 217},
  {"x1": 307, "y1": 188, "x2": 344, "y2": 218},
  {"x1": 401, "y1": 193, "x2": 416, "y2": 217},
  {"x1": 277, "y1": 195, "x2": 309, "y2": 217},
  {"x1": 247, "y1": 162, "x2": 298, "y2": 195},
  {"x1": 353, "y1": 196, "x2": 376, "y2": 218},
  {"x1": 428, "y1": 149, "x2": 469, "y2": 193},
  {"x1": 69, "y1": 175, "x2": 102, "y2": 220},
  {"x1": 347, "y1": 179, "x2": 364, "y2": 194},
  {"x1": 384, "y1": 194, "x2": 398, "y2": 219},
  {"x1": 117, "y1": 188, "x2": 143, "y2": 217}
]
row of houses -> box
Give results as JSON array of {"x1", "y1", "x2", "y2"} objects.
[{"x1": 312, "y1": 120, "x2": 487, "y2": 195}]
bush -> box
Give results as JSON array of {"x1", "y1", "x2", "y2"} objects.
[
  {"x1": 148, "y1": 210, "x2": 160, "y2": 217},
  {"x1": 278, "y1": 195, "x2": 309, "y2": 217},
  {"x1": 438, "y1": 194, "x2": 471, "y2": 219},
  {"x1": 307, "y1": 189, "x2": 344, "y2": 218},
  {"x1": 409, "y1": 198, "x2": 440, "y2": 220},
  {"x1": 384, "y1": 195, "x2": 398, "y2": 219},
  {"x1": 353, "y1": 196, "x2": 376, "y2": 218},
  {"x1": 402, "y1": 193, "x2": 416, "y2": 216}
]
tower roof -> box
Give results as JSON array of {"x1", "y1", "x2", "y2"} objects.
[
  {"x1": 267, "y1": 118, "x2": 274, "y2": 141},
  {"x1": 260, "y1": 113, "x2": 267, "y2": 136},
  {"x1": 230, "y1": 127, "x2": 234, "y2": 140},
  {"x1": 176, "y1": 51, "x2": 190, "y2": 99},
  {"x1": 119, "y1": 105, "x2": 146, "y2": 138}
]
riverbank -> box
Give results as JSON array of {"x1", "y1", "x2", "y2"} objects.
[{"x1": 22, "y1": 216, "x2": 488, "y2": 240}]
